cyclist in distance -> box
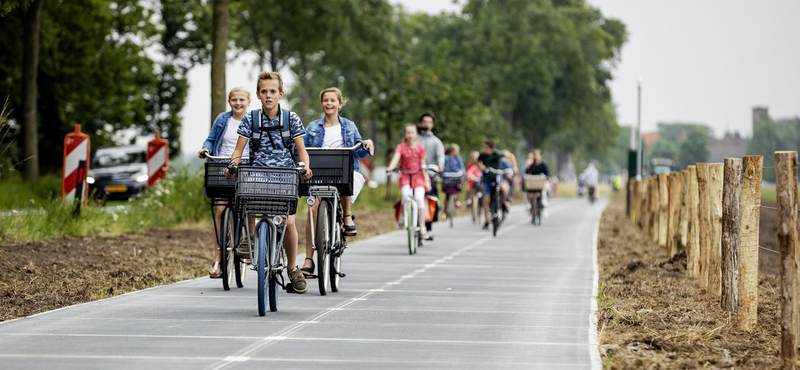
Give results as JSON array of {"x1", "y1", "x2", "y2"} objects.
[
  {"x1": 477, "y1": 139, "x2": 507, "y2": 230},
  {"x1": 442, "y1": 143, "x2": 466, "y2": 216},
  {"x1": 198, "y1": 86, "x2": 252, "y2": 278},
  {"x1": 386, "y1": 124, "x2": 431, "y2": 240},
  {"x1": 525, "y1": 149, "x2": 550, "y2": 214},
  {"x1": 224, "y1": 71, "x2": 313, "y2": 294},
  {"x1": 582, "y1": 162, "x2": 600, "y2": 202},
  {"x1": 416, "y1": 112, "x2": 444, "y2": 241},
  {"x1": 300, "y1": 87, "x2": 374, "y2": 277},
  {"x1": 466, "y1": 151, "x2": 483, "y2": 214}
]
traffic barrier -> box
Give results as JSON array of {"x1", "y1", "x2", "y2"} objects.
[
  {"x1": 147, "y1": 132, "x2": 169, "y2": 187},
  {"x1": 61, "y1": 125, "x2": 90, "y2": 203}
]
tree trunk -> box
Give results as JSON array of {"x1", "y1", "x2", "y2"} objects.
[
  {"x1": 297, "y1": 54, "x2": 310, "y2": 125},
  {"x1": 21, "y1": 0, "x2": 44, "y2": 181},
  {"x1": 210, "y1": 0, "x2": 229, "y2": 125}
]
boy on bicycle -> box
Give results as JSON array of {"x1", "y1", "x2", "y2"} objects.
[
  {"x1": 224, "y1": 71, "x2": 313, "y2": 294},
  {"x1": 477, "y1": 139, "x2": 507, "y2": 230}
]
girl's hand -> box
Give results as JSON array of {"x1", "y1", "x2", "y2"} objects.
[
  {"x1": 198, "y1": 148, "x2": 210, "y2": 159},
  {"x1": 386, "y1": 166, "x2": 394, "y2": 173},
  {"x1": 363, "y1": 140, "x2": 375, "y2": 156}
]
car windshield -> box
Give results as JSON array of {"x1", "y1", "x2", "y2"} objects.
[{"x1": 92, "y1": 148, "x2": 146, "y2": 169}]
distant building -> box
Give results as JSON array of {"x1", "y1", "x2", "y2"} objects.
[
  {"x1": 753, "y1": 106, "x2": 769, "y2": 133},
  {"x1": 642, "y1": 132, "x2": 660, "y2": 147},
  {"x1": 709, "y1": 131, "x2": 748, "y2": 163}
]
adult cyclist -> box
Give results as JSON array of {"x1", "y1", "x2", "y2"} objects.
[
  {"x1": 525, "y1": 149, "x2": 550, "y2": 215},
  {"x1": 477, "y1": 139, "x2": 507, "y2": 230},
  {"x1": 417, "y1": 111, "x2": 444, "y2": 241}
]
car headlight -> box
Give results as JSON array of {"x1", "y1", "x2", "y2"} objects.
[
  {"x1": 136, "y1": 174, "x2": 149, "y2": 183},
  {"x1": 132, "y1": 169, "x2": 149, "y2": 183},
  {"x1": 86, "y1": 176, "x2": 95, "y2": 184}
]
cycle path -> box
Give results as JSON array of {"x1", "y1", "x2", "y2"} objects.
[{"x1": 0, "y1": 198, "x2": 607, "y2": 369}]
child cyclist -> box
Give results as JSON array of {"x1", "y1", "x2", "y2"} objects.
[
  {"x1": 300, "y1": 87, "x2": 374, "y2": 277},
  {"x1": 442, "y1": 143, "x2": 466, "y2": 216},
  {"x1": 198, "y1": 86, "x2": 252, "y2": 278},
  {"x1": 224, "y1": 72, "x2": 313, "y2": 294},
  {"x1": 386, "y1": 124, "x2": 430, "y2": 239}
]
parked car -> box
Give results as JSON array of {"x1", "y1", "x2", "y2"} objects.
[{"x1": 87, "y1": 146, "x2": 148, "y2": 200}]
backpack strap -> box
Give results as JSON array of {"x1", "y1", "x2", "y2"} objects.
[
  {"x1": 249, "y1": 109, "x2": 262, "y2": 157},
  {"x1": 281, "y1": 108, "x2": 298, "y2": 165}
]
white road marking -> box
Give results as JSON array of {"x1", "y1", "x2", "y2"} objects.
[
  {"x1": 223, "y1": 356, "x2": 249, "y2": 362},
  {"x1": 589, "y1": 202, "x2": 607, "y2": 370}
]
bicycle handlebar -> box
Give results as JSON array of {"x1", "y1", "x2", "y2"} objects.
[
  {"x1": 306, "y1": 140, "x2": 365, "y2": 152},
  {"x1": 226, "y1": 161, "x2": 306, "y2": 177},
  {"x1": 200, "y1": 152, "x2": 251, "y2": 161}
]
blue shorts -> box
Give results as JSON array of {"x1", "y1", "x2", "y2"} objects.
[{"x1": 482, "y1": 176, "x2": 501, "y2": 195}]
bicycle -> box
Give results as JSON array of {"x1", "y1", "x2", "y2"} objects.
[
  {"x1": 441, "y1": 170, "x2": 464, "y2": 228},
  {"x1": 229, "y1": 161, "x2": 306, "y2": 315},
  {"x1": 202, "y1": 153, "x2": 249, "y2": 290},
  {"x1": 523, "y1": 174, "x2": 547, "y2": 226},
  {"x1": 300, "y1": 141, "x2": 369, "y2": 295},
  {"x1": 390, "y1": 167, "x2": 437, "y2": 254},
  {"x1": 482, "y1": 167, "x2": 509, "y2": 237}
]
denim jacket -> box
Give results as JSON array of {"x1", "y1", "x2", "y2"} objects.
[
  {"x1": 201, "y1": 111, "x2": 233, "y2": 156},
  {"x1": 304, "y1": 116, "x2": 370, "y2": 172}
]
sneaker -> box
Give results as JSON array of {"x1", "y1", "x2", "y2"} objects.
[
  {"x1": 482, "y1": 222, "x2": 489, "y2": 230},
  {"x1": 424, "y1": 232, "x2": 434, "y2": 241},
  {"x1": 288, "y1": 267, "x2": 308, "y2": 294},
  {"x1": 397, "y1": 217, "x2": 405, "y2": 229},
  {"x1": 236, "y1": 235, "x2": 253, "y2": 257}
]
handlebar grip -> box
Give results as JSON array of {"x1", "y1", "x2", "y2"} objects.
[{"x1": 227, "y1": 162, "x2": 238, "y2": 176}]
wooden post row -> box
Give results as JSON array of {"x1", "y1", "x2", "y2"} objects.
[
  {"x1": 650, "y1": 177, "x2": 659, "y2": 243},
  {"x1": 721, "y1": 158, "x2": 742, "y2": 312},
  {"x1": 738, "y1": 155, "x2": 762, "y2": 331},
  {"x1": 696, "y1": 163, "x2": 711, "y2": 289},
  {"x1": 775, "y1": 151, "x2": 798, "y2": 368},
  {"x1": 640, "y1": 178, "x2": 649, "y2": 231},
  {"x1": 667, "y1": 172, "x2": 681, "y2": 258},
  {"x1": 708, "y1": 163, "x2": 724, "y2": 297},
  {"x1": 658, "y1": 173, "x2": 669, "y2": 250},
  {"x1": 688, "y1": 165, "x2": 700, "y2": 279}
]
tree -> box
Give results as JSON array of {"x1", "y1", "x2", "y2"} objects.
[
  {"x1": 746, "y1": 117, "x2": 798, "y2": 182},
  {"x1": 20, "y1": 0, "x2": 43, "y2": 180},
  {"x1": 677, "y1": 127, "x2": 709, "y2": 169},
  {"x1": 649, "y1": 139, "x2": 678, "y2": 163},
  {"x1": 210, "y1": 0, "x2": 228, "y2": 124}
]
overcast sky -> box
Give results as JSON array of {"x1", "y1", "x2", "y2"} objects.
[{"x1": 179, "y1": 0, "x2": 800, "y2": 153}]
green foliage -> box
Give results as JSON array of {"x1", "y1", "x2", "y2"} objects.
[
  {"x1": 649, "y1": 140, "x2": 678, "y2": 162},
  {"x1": 0, "y1": 173, "x2": 60, "y2": 209},
  {"x1": 746, "y1": 117, "x2": 799, "y2": 182},
  {"x1": 677, "y1": 128, "x2": 709, "y2": 169}
]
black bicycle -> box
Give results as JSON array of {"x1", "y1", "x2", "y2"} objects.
[
  {"x1": 202, "y1": 153, "x2": 249, "y2": 290},
  {"x1": 300, "y1": 142, "x2": 370, "y2": 295},
  {"x1": 483, "y1": 167, "x2": 509, "y2": 237},
  {"x1": 524, "y1": 174, "x2": 547, "y2": 226}
]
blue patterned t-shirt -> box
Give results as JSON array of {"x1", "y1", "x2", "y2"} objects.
[{"x1": 237, "y1": 106, "x2": 306, "y2": 168}]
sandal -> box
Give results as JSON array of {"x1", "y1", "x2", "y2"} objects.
[
  {"x1": 300, "y1": 257, "x2": 316, "y2": 279},
  {"x1": 343, "y1": 214, "x2": 357, "y2": 236},
  {"x1": 209, "y1": 262, "x2": 222, "y2": 279}
]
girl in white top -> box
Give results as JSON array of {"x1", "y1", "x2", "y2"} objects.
[{"x1": 197, "y1": 86, "x2": 252, "y2": 278}]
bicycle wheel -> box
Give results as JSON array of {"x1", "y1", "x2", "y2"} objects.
[
  {"x1": 448, "y1": 194, "x2": 456, "y2": 228},
  {"x1": 221, "y1": 208, "x2": 234, "y2": 291},
  {"x1": 317, "y1": 200, "x2": 331, "y2": 296},
  {"x1": 492, "y1": 189, "x2": 500, "y2": 237},
  {"x1": 234, "y1": 218, "x2": 246, "y2": 288},
  {"x1": 268, "y1": 224, "x2": 279, "y2": 312},
  {"x1": 406, "y1": 201, "x2": 416, "y2": 255},
  {"x1": 256, "y1": 222, "x2": 268, "y2": 316},
  {"x1": 330, "y1": 234, "x2": 342, "y2": 293}
]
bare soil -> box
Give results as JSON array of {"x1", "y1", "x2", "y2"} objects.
[
  {"x1": 0, "y1": 208, "x2": 397, "y2": 322},
  {"x1": 597, "y1": 199, "x2": 785, "y2": 369}
]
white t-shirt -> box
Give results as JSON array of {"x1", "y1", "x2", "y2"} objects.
[
  {"x1": 218, "y1": 116, "x2": 250, "y2": 158},
  {"x1": 322, "y1": 124, "x2": 344, "y2": 148}
]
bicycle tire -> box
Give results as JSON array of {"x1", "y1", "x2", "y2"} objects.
[
  {"x1": 268, "y1": 273, "x2": 279, "y2": 312},
  {"x1": 492, "y1": 188, "x2": 500, "y2": 237},
  {"x1": 530, "y1": 194, "x2": 537, "y2": 225},
  {"x1": 406, "y1": 201, "x2": 416, "y2": 255},
  {"x1": 330, "y1": 243, "x2": 342, "y2": 292},
  {"x1": 268, "y1": 224, "x2": 279, "y2": 312},
  {"x1": 221, "y1": 208, "x2": 234, "y2": 291},
  {"x1": 317, "y1": 200, "x2": 331, "y2": 296},
  {"x1": 257, "y1": 222, "x2": 268, "y2": 316},
  {"x1": 448, "y1": 194, "x2": 455, "y2": 228}
]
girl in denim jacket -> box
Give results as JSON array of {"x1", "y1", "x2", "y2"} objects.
[{"x1": 300, "y1": 87, "x2": 374, "y2": 277}]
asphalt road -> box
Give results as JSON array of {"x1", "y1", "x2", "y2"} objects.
[{"x1": 0, "y1": 198, "x2": 607, "y2": 369}]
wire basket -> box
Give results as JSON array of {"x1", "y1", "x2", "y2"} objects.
[
  {"x1": 524, "y1": 175, "x2": 548, "y2": 191},
  {"x1": 441, "y1": 171, "x2": 463, "y2": 191},
  {"x1": 204, "y1": 162, "x2": 236, "y2": 199},
  {"x1": 235, "y1": 166, "x2": 299, "y2": 216},
  {"x1": 299, "y1": 148, "x2": 355, "y2": 197}
]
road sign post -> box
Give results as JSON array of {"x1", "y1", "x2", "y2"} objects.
[
  {"x1": 147, "y1": 132, "x2": 169, "y2": 188},
  {"x1": 62, "y1": 125, "x2": 90, "y2": 203}
]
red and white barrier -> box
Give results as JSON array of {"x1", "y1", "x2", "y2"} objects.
[
  {"x1": 62, "y1": 125, "x2": 90, "y2": 202},
  {"x1": 147, "y1": 132, "x2": 169, "y2": 187}
]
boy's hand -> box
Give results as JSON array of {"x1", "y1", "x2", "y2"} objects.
[
  {"x1": 198, "y1": 148, "x2": 210, "y2": 158},
  {"x1": 301, "y1": 168, "x2": 313, "y2": 180}
]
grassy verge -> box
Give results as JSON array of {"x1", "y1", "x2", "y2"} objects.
[{"x1": 0, "y1": 174, "x2": 62, "y2": 209}]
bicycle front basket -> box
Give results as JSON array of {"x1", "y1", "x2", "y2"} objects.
[
  {"x1": 235, "y1": 166, "x2": 299, "y2": 215},
  {"x1": 299, "y1": 148, "x2": 355, "y2": 197}
]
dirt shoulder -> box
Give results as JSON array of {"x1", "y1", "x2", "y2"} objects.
[
  {"x1": 0, "y1": 208, "x2": 397, "y2": 322},
  {"x1": 597, "y1": 199, "x2": 782, "y2": 369}
]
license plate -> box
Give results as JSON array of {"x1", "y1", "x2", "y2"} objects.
[{"x1": 105, "y1": 185, "x2": 128, "y2": 193}]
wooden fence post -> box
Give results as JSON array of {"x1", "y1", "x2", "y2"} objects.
[
  {"x1": 738, "y1": 155, "x2": 762, "y2": 331},
  {"x1": 680, "y1": 169, "x2": 690, "y2": 253},
  {"x1": 640, "y1": 178, "x2": 649, "y2": 231},
  {"x1": 696, "y1": 163, "x2": 711, "y2": 289},
  {"x1": 688, "y1": 165, "x2": 700, "y2": 279},
  {"x1": 775, "y1": 151, "x2": 798, "y2": 368},
  {"x1": 650, "y1": 177, "x2": 659, "y2": 243},
  {"x1": 708, "y1": 163, "x2": 724, "y2": 296},
  {"x1": 659, "y1": 173, "x2": 669, "y2": 250},
  {"x1": 668, "y1": 172, "x2": 681, "y2": 258},
  {"x1": 630, "y1": 179, "x2": 639, "y2": 223},
  {"x1": 721, "y1": 158, "x2": 742, "y2": 311}
]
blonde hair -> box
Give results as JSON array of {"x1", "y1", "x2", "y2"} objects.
[
  {"x1": 228, "y1": 86, "x2": 250, "y2": 100},
  {"x1": 256, "y1": 71, "x2": 284, "y2": 93},
  {"x1": 319, "y1": 87, "x2": 348, "y2": 107}
]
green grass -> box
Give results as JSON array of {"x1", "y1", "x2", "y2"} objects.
[
  {"x1": 762, "y1": 183, "x2": 777, "y2": 203},
  {"x1": 0, "y1": 174, "x2": 61, "y2": 209},
  {"x1": 554, "y1": 182, "x2": 614, "y2": 199}
]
